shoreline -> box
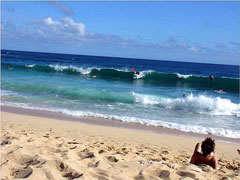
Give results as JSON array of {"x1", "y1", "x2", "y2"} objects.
[{"x1": 2, "y1": 105, "x2": 240, "y2": 144}]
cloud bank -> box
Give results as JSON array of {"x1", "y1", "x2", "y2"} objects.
[{"x1": 2, "y1": 16, "x2": 238, "y2": 64}]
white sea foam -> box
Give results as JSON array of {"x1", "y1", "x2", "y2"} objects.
[
  {"x1": 132, "y1": 92, "x2": 240, "y2": 117},
  {"x1": 25, "y1": 64, "x2": 35, "y2": 67},
  {"x1": 24, "y1": 64, "x2": 156, "y2": 77},
  {"x1": 48, "y1": 65, "x2": 133, "y2": 75},
  {"x1": 48, "y1": 64, "x2": 93, "y2": 74},
  {"x1": 1, "y1": 101, "x2": 240, "y2": 139},
  {"x1": 132, "y1": 92, "x2": 160, "y2": 105},
  {"x1": 176, "y1": 73, "x2": 193, "y2": 79},
  {"x1": 133, "y1": 70, "x2": 154, "y2": 79},
  {"x1": 1, "y1": 90, "x2": 18, "y2": 96}
]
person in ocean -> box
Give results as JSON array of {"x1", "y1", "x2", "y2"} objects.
[
  {"x1": 217, "y1": 89, "x2": 223, "y2": 93},
  {"x1": 209, "y1": 74, "x2": 214, "y2": 80},
  {"x1": 131, "y1": 67, "x2": 140, "y2": 75},
  {"x1": 190, "y1": 137, "x2": 218, "y2": 169}
]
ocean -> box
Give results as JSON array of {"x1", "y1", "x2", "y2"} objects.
[{"x1": 1, "y1": 50, "x2": 239, "y2": 138}]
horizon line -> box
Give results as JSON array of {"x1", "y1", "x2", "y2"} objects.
[{"x1": 1, "y1": 49, "x2": 238, "y2": 66}]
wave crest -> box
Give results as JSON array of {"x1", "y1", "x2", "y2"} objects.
[
  {"x1": 2, "y1": 80, "x2": 240, "y2": 117},
  {"x1": 132, "y1": 92, "x2": 240, "y2": 116},
  {"x1": 2, "y1": 63, "x2": 239, "y2": 92}
]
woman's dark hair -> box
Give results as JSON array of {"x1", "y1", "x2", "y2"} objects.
[{"x1": 201, "y1": 137, "x2": 215, "y2": 156}]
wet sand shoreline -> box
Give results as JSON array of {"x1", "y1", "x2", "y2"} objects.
[{"x1": 2, "y1": 105, "x2": 240, "y2": 144}]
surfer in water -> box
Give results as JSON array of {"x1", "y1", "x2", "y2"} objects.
[
  {"x1": 131, "y1": 67, "x2": 140, "y2": 75},
  {"x1": 209, "y1": 74, "x2": 214, "y2": 81}
]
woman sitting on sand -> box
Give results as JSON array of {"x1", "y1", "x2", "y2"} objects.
[{"x1": 190, "y1": 137, "x2": 218, "y2": 169}]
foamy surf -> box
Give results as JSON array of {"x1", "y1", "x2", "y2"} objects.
[
  {"x1": 1, "y1": 101, "x2": 240, "y2": 139},
  {"x1": 48, "y1": 64, "x2": 94, "y2": 74},
  {"x1": 132, "y1": 92, "x2": 240, "y2": 117},
  {"x1": 25, "y1": 64, "x2": 35, "y2": 68},
  {"x1": 176, "y1": 73, "x2": 193, "y2": 78},
  {"x1": 2, "y1": 86, "x2": 240, "y2": 117},
  {"x1": 133, "y1": 70, "x2": 154, "y2": 79}
]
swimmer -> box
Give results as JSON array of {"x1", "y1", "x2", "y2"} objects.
[
  {"x1": 209, "y1": 74, "x2": 214, "y2": 81},
  {"x1": 217, "y1": 89, "x2": 223, "y2": 93},
  {"x1": 183, "y1": 94, "x2": 186, "y2": 97},
  {"x1": 92, "y1": 75, "x2": 97, "y2": 78},
  {"x1": 6, "y1": 66, "x2": 10, "y2": 70},
  {"x1": 136, "y1": 71, "x2": 140, "y2": 75}
]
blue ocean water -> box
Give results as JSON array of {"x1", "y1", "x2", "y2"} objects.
[{"x1": 1, "y1": 50, "x2": 240, "y2": 138}]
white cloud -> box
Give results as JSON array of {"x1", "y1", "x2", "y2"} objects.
[
  {"x1": 43, "y1": 17, "x2": 59, "y2": 25},
  {"x1": 2, "y1": 16, "x2": 230, "y2": 59},
  {"x1": 61, "y1": 17, "x2": 85, "y2": 35},
  {"x1": 189, "y1": 47, "x2": 199, "y2": 53},
  {"x1": 41, "y1": 17, "x2": 85, "y2": 36}
]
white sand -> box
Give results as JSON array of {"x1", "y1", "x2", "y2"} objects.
[{"x1": 1, "y1": 112, "x2": 240, "y2": 180}]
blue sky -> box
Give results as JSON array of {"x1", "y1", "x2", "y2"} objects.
[{"x1": 1, "y1": 1, "x2": 239, "y2": 65}]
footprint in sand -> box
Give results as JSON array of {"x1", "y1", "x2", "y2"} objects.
[
  {"x1": 78, "y1": 151, "x2": 95, "y2": 159},
  {"x1": 176, "y1": 170, "x2": 196, "y2": 179},
  {"x1": 161, "y1": 150, "x2": 169, "y2": 155},
  {"x1": 92, "y1": 170, "x2": 110, "y2": 180},
  {"x1": 88, "y1": 160, "x2": 100, "y2": 168},
  {"x1": 158, "y1": 170, "x2": 171, "y2": 180},
  {"x1": 69, "y1": 145, "x2": 77, "y2": 150},
  {"x1": 106, "y1": 156, "x2": 118, "y2": 163},
  {"x1": 98, "y1": 149, "x2": 105, "y2": 154},
  {"x1": 67, "y1": 141, "x2": 80, "y2": 145},
  {"x1": 1, "y1": 136, "x2": 14, "y2": 145},
  {"x1": 10, "y1": 166, "x2": 33, "y2": 178},
  {"x1": 9, "y1": 152, "x2": 44, "y2": 167},
  {"x1": 134, "y1": 171, "x2": 145, "y2": 180},
  {"x1": 55, "y1": 160, "x2": 83, "y2": 179}
]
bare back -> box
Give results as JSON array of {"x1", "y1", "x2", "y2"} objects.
[{"x1": 190, "y1": 143, "x2": 217, "y2": 169}]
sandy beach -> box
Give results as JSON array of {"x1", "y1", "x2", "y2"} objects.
[
  {"x1": 2, "y1": 1, "x2": 240, "y2": 180},
  {"x1": 1, "y1": 111, "x2": 240, "y2": 180}
]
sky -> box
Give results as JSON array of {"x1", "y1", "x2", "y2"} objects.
[{"x1": 1, "y1": 1, "x2": 239, "y2": 65}]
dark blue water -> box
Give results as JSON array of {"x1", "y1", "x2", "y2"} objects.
[{"x1": 1, "y1": 50, "x2": 240, "y2": 138}]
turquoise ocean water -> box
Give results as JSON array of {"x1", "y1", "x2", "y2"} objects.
[{"x1": 1, "y1": 50, "x2": 239, "y2": 138}]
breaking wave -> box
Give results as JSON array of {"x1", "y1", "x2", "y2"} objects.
[{"x1": 2, "y1": 63, "x2": 239, "y2": 92}]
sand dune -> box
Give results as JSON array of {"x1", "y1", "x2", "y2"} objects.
[{"x1": 1, "y1": 112, "x2": 240, "y2": 180}]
